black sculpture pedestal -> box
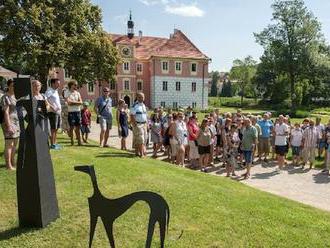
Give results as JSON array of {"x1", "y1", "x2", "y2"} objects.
[{"x1": 15, "y1": 78, "x2": 59, "y2": 228}]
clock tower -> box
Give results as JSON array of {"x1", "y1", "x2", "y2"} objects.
[{"x1": 127, "y1": 10, "x2": 134, "y2": 39}]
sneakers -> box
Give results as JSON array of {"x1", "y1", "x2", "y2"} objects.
[{"x1": 50, "y1": 144, "x2": 61, "y2": 150}]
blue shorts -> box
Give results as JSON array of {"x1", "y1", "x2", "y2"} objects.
[
  {"x1": 242, "y1": 150, "x2": 253, "y2": 164},
  {"x1": 68, "y1": 111, "x2": 81, "y2": 127}
]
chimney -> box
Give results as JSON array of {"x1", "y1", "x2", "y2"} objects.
[{"x1": 138, "y1": 30, "x2": 142, "y2": 43}]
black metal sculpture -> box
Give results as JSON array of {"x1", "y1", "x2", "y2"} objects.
[
  {"x1": 15, "y1": 78, "x2": 59, "y2": 228},
  {"x1": 74, "y1": 165, "x2": 170, "y2": 248}
]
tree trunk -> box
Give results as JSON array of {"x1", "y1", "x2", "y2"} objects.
[{"x1": 290, "y1": 72, "x2": 295, "y2": 114}]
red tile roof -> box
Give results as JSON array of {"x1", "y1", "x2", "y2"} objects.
[{"x1": 110, "y1": 30, "x2": 209, "y2": 60}]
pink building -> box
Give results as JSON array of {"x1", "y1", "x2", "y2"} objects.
[{"x1": 54, "y1": 13, "x2": 210, "y2": 109}]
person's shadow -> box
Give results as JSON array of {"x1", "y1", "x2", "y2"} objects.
[
  {"x1": 0, "y1": 227, "x2": 37, "y2": 241},
  {"x1": 251, "y1": 170, "x2": 280, "y2": 179},
  {"x1": 313, "y1": 172, "x2": 330, "y2": 184}
]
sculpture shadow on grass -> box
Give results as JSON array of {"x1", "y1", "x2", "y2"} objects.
[
  {"x1": 74, "y1": 165, "x2": 170, "y2": 248},
  {"x1": 0, "y1": 226, "x2": 37, "y2": 241}
]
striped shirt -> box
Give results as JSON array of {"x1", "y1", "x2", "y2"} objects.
[{"x1": 303, "y1": 126, "x2": 319, "y2": 148}]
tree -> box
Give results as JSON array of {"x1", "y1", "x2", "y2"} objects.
[
  {"x1": 229, "y1": 56, "x2": 257, "y2": 107},
  {"x1": 0, "y1": 0, "x2": 118, "y2": 90},
  {"x1": 254, "y1": 0, "x2": 323, "y2": 112},
  {"x1": 210, "y1": 71, "x2": 219, "y2": 97}
]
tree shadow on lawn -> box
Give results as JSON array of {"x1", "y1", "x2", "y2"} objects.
[
  {"x1": 96, "y1": 152, "x2": 135, "y2": 158},
  {"x1": 0, "y1": 226, "x2": 37, "y2": 241}
]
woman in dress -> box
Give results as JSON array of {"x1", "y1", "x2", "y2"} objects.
[
  {"x1": 174, "y1": 112, "x2": 188, "y2": 166},
  {"x1": 1, "y1": 79, "x2": 20, "y2": 170},
  {"x1": 116, "y1": 99, "x2": 129, "y2": 150},
  {"x1": 150, "y1": 112, "x2": 162, "y2": 158}
]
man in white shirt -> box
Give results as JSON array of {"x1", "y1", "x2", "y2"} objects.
[
  {"x1": 130, "y1": 92, "x2": 147, "y2": 157},
  {"x1": 274, "y1": 115, "x2": 288, "y2": 170},
  {"x1": 45, "y1": 78, "x2": 62, "y2": 149}
]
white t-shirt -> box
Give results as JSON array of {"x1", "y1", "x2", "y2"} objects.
[
  {"x1": 67, "y1": 90, "x2": 81, "y2": 112},
  {"x1": 275, "y1": 123, "x2": 288, "y2": 146},
  {"x1": 291, "y1": 128, "x2": 303, "y2": 147},
  {"x1": 315, "y1": 124, "x2": 325, "y2": 139},
  {"x1": 45, "y1": 87, "x2": 61, "y2": 114}
]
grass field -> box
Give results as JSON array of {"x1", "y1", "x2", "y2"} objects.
[{"x1": 1, "y1": 135, "x2": 330, "y2": 247}]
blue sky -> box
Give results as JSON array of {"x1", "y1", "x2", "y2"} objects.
[{"x1": 92, "y1": 0, "x2": 330, "y2": 71}]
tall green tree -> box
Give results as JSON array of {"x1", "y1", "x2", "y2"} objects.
[
  {"x1": 254, "y1": 0, "x2": 323, "y2": 112},
  {"x1": 0, "y1": 0, "x2": 118, "y2": 90},
  {"x1": 230, "y1": 56, "x2": 257, "y2": 107},
  {"x1": 210, "y1": 71, "x2": 220, "y2": 97}
]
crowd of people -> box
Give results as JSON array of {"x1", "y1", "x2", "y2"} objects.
[{"x1": 1, "y1": 79, "x2": 330, "y2": 181}]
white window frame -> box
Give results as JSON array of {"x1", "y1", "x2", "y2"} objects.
[
  {"x1": 173, "y1": 102, "x2": 178, "y2": 109},
  {"x1": 110, "y1": 81, "x2": 116, "y2": 90},
  {"x1": 136, "y1": 63, "x2": 143, "y2": 75},
  {"x1": 161, "y1": 60, "x2": 169, "y2": 74},
  {"x1": 175, "y1": 61, "x2": 182, "y2": 74},
  {"x1": 123, "y1": 61, "x2": 130, "y2": 73},
  {"x1": 87, "y1": 82, "x2": 95, "y2": 95},
  {"x1": 162, "y1": 81, "x2": 168, "y2": 91},
  {"x1": 137, "y1": 80, "x2": 143, "y2": 91},
  {"x1": 191, "y1": 62, "x2": 197, "y2": 75},
  {"x1": 176, "y1": 81, "x2": 181, "y2": 91},
  {"x1": 192, "y1": 102, "x2": 197, "y2": 108},
  {"x1": 124, "y1": 79, "x2": 130, "y2": 91},
  {"x1": 160, "y1": 102, "x2": 166, "y2": 108},
  {"x1": 192, "y1": 82, "x2": 196, "y2": 92}
]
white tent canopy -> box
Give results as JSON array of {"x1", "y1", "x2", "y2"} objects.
[{"x1": 0, "y1": 66, "x2": 16, "y2": 79}]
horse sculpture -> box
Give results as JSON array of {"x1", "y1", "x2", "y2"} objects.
[{"x1": 74, "y1": 165, "x2": 170, "y2": 248}]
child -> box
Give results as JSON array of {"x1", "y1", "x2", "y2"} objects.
[
  {"x1": 290, "y1": 123, "x2": 303, "y2": 166},
  {"x1": 81, "y1": 101, "x2": 91, "y2": 143}
]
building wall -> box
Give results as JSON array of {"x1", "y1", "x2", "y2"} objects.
[{"x1": 151, "y1": 76, "x2": 208, "y2": 109}]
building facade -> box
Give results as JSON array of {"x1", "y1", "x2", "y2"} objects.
[{"x1": 53, "y1": 13, "x2": 210, "y2": 109}]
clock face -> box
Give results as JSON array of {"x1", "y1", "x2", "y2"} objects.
[{"x1": 122, "y1": 47, "x2": 131, "y2": 56}]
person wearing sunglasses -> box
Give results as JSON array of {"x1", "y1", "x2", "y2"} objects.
[
  {"x1": 94, "y1": 87, "x2": 113, "y2": 148},
  {"x1": 66, "y1": 80, "x2": 83, "y2": 146}
]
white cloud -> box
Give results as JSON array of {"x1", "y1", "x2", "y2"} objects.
[
  {"x1": 114, "y1": 14, "x2": 127, "y2": 25},
  {"x1": 165, "y1": 3, "x2": 205, "y2": 17},
  {"x1": 138, "y1": 0, "x2": 205, "y2": 17},
  {"x1": 139, "y1": 0, "x2": 168, "y2": 6}
]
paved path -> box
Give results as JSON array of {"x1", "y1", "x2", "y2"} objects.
[{"x1": 88, "y1": 121, "x2": 330, "y2": 212}]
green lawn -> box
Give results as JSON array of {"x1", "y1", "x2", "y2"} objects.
[{"x1": 1, "y1": 136, "x2": 330, "y2": 247}]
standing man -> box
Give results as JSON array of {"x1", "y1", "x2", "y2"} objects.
[
  {"x1": 274, "y1": 115, "x2": 288, "y2": 170},
  {"x1": 94, "y1": 87, "x2": 112, "y2": 148},
  {"x1": 66, "y1": 80, "x2": 83, "y2": 146},
  {"x1": 45, "y1": 78, "x2": 62, "y2": 149},
  {"x1": 241, "y1": 118, "x2": 257, "y2": 179},
  {"x1": 302, "y1": 119, "x2": 319, "y2": 169},
  {"x1": 257, "y1": 113, "x2": 273, "y2": 162},
  {"x1": 130, "y1": 92, "x2": 148, "y2": 157}
]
